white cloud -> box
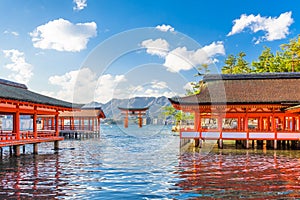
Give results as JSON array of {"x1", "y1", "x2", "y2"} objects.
[
  {"x1": 163, "y1": 41, "x2": 225, "y2": 72},
  {"x1": 183, "y1": 82, "x2": 194, "y2": 91},
  {"x1": 3, "y1": 30, "x2": 19, "y2": 36},
  {"x1": 48, "y1": 68, "x2": 97, "y2": 103},
  {"x1": 30, "y1": 18, "x2": 97, "y2": 52},
  {"x1": 73, "y1": 0, "x2": 87, "y2": 11},
  {"x1": 141, "y1": 38, "x2": 169, "y2": 57},
  {"x1": 141, "y1": 37, "x2": 225, "y2": 73},
  {"x1": 228, "y1": 12, "x2": 294, "y2": 43},
  {"x1": 45, "y1": 68, "x2": 127, "y2": 103},
  {"x1": 151, "y1": 80, "x2": 168, "y2": 89},
  {"x1": 155, "y1": 24, "x2": 175, "y2": 32},
  {"x1": 2, "y1": 49, "x2": 33, "y2": 84},
  {"x1": 128, "y1": 81, "x2": 175, "y2": 99},
  {"x1": 95, "y1": 74, "x2": 127, "y2": 103}
]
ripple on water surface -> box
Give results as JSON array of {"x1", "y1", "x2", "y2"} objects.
[{"x1": 1, "y1": 126, "x2": 300, "y2": 199}]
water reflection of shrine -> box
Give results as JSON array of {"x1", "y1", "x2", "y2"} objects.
[
  {"x1": 0, "y1": 153, "x2": 66, "y2": 199},
  {"x1": 174, "y1": 150, "x2": 300, "y2": 198}
]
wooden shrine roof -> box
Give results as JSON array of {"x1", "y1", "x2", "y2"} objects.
[
  {"x1": 0, "y1": 78, "x2": 77, "y2": 109},
  {"x1": 169, "y1": 73, "x2": 300, "y2": 106},
  {"x1": 59, "y1": 108, "x2": 106, "y2": 118}
]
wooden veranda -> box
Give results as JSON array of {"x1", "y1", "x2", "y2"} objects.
[{"x1": 0, "y1": 79, "x2": 75, "y2": 156}]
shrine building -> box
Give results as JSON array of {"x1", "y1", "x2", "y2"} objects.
[{"x1": 169, "y1": 73, "x2": 300, "y2": 149}]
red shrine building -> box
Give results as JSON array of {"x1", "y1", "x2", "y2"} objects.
[
  {"x1": 169, "y1": 73, "x2": 300, "y2": 149},
  {"x1": 0, "y1": 79, "x2": 105, "y2": 156}
]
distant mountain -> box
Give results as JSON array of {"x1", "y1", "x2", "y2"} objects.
[{"x1": 98, "y1": 96, "x2": 172, "y2": 124}]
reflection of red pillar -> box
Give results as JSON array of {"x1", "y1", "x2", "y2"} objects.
[
  {"x1": 138, "y1": 111, "x2": 142, "y2": 128},
  {"x1": 124, "y1": 111, "x2": 128, "y2": 128}
]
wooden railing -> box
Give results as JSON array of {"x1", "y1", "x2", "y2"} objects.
[
  {"x1": 0, "y1": 130, "x2": 57, "y2": 142},
  {"x1": 0, "y1": 131, "x2": 16, "y2": 141}
]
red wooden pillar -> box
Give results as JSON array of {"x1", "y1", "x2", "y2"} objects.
[
  {"x1": 124, "y1": 111, "x2": 128, "y2": 128},
  {"x1": 194, "y1": 111, "x2": 200, "y2": 131},
  {"x1": 33, "y1": 106, "x2": 37, "y2": 139},
  {"x1": 61, "y1": 117, "x2": 65, "y2": 130},
  {"x1": 55, "y1": 112, "x2": 59, "y2": 137},
  {"x1": 92, "y1": 118, "x2": 95, "y2": 131},
  {"x1": 292, "y1": 117, "x2": 296, "y2": 131},
  {"x1": 138, "y1": 111, "x2": 142, "y2": 128},
  {"x1": 71, "y1": 117, "x2": 74, "y2": 130},
  {"x1": 245, "y1": 109, "x2": 249, "y2": 148},
  {"x1": 51, "y1": 117, "x2": 54, "y2": 130},
  {"x1": 97, "y1": 118, "x2": 100, "y2": 131},
  {"x1": 14, "y1": 105, "x2": 20, "y2": 140}
]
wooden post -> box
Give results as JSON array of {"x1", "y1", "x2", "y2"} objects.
[
  {"x1": 14, "y1": 105, "x2": 20, "y2": 140},
  {"x1": 138, "y1": 111, "x2": 142, "y2": 128},
  {"x1": 245, "y1": 109, "x2": 249, "y2": 149},
  {"x1": 97, "y1": 118, "x2": 101, "y2": 133},
  {"x1": 33, "y1": 106, "x2": 37, "y2": 139},
  {"x1": 92, "y1": 118, "x2": 95, "y2": 132},
  {"x1": 124, "y1": 111, "x2": 128, "y2": 128},
  {"x1": 51, "y1": 117, "x2": 54, "y2": 130},
  {"x1": 55, "y1": 112, "x2": 59, "y2": 137},
  {"x1": 33, "y1": 143, "x2": 38, "y2": 154},
  {"x1": 272, "y1": 111, "x2": 277, "y2": 150},
  {"x1": 194, "y1": 112, "x2": 200, "y2": 131},
  {"x1": 13, "y1": 145, "x2": 20, "y2": 157},
  {"x1": 54, "y1": 141, "x2": 59, "y2": 151}
]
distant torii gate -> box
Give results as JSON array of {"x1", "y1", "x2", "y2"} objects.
[{"x1": 118, "y1": 107, "x2": 149, "y2": 128}]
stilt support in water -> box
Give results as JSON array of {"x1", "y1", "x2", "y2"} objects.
[{"x1": 33, "y1": 143, "x2": 38, "y2": 154}]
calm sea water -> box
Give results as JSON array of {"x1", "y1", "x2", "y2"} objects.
[{"x1": 1, "y1": 125, "x2": 300, "y2": 199}]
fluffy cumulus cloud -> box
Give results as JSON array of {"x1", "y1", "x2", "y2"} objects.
[
  {"x1": 73, "y1": 0, "x2": 87, "y2": 11},
  {"x1": 30, "y1": 18, "x2": 97, "y2": 52},
  {"x1": 127, "y1": 80, "x2": 175, "y2": 98},
  {"x1": 141, "y1": 38, "x2": 225, "y2": 73},
  {"x1": 141, "y1": 38, "x2": 169, "y2": 57},
  {"x1": 2, "y1": 49, "x2": 33, "y2": 84},
  {"x1": 228, "y1": 12, "x2": 294, "y2": 44},
  {"x1": 164, "y1": 41, "x2": 225, "y2": 72},
  {"x1": 45, "y1": 67, "x2": 178, "y2": 103},
  {"x1": 45, "y1": 68, "x2": 127, "y2": 103},
  {"x1": 155, "y1": 24, "x2": 175, "y2": 32},
  {"x1": 95, "y1": 74, "x2": 127, "y2": 103}
]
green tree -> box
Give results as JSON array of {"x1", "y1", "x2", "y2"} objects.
[
  {"x1": 186, "y1": 63, "x2": 210, "y2": 95},
  {"x1": 222, "y1": 52, "x2": 251, "y2": 74},
  {"x1": 161, "y1": 105, "x2": 194, "y2": 125},
  {"x1": 222, "y1": 54, "x2": 236, "y2": 74},
  {"x1": 281, "y1": 35, "x2": 300, "y2": 72},
  {"x1": 252, "y1": 46, "x2": 276, "y2": 72}
]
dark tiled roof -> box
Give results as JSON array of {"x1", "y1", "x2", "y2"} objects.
[
  {"x1": 204, "y1": 72, "x2": 300, "y2": 81},
  {"x1": 0, "y1": 78, "x2": 75, "y2": 108},
  {"x1": 169, "y1": 73, "x2": 300, "y2": 105}
]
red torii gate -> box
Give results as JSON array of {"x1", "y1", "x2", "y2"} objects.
[{"x1": 118, "y1": 107, "x2": 149, "y2": 128}]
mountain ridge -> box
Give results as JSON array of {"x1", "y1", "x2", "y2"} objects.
[{"x1": 90, "y1": 96, "x2": 172, "y2": 123}]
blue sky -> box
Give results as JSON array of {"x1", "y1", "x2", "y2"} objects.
[{"x1": 0, "y1": 0, "x2": 300, "y2": 103}]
